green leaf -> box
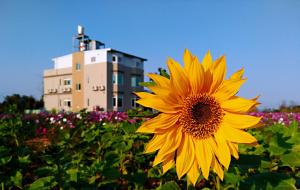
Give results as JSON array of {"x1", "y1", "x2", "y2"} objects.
[
  {"x1": 66, "y1": 168, "x2": 78, "y2": 182},
  {"x1": 104, "y1": 151, "x2": 120, "y2": 166},
  {"x1": 281, "y1": 152, "x2": 300, "y2": 167},
  {"x1": 101, "y1": 167, "x2": 120, "y2": 180},
  {"x1": 139, "y1": 81, "x2": 156, "y2": 87},
  {"x1": 147, "y1": 167, "x2": 161, "y2": 178},
  {"x1": 240, "y1": 173, "x2": 296, "y2": 190},
  {"x1": 157, "y1": 181, "x2": 181, "y2": 190},
  {"x1": 0, "y1": 156, "x2": 12, "y2": 166},
  {"x1": 10, "y1": 171, "x2": 22, "y2": 187},
  {"x1": 18, "y1": 154, "x2": 31, "y2": 164},
  {"x1": 268, "y1": 134, "x2": 291, "y2": 156},
  {"x1": 275, "y1": 178, "x2": 297, "y2": 190},
  {"x1": 34, "y1": 166, "x2": 57, "y2": 177},
  {"x1": 28, "y1": 176, "x2": 56, "y2": 190},
  {"x1": 224, "y1": 172, "x2": 239, "y2": 185}
]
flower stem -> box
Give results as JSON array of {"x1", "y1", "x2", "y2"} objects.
[{"x1": 216, "y1": 175, "x2": 221, "y2": 190}]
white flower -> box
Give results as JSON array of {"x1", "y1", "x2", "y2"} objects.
[
  {"x1": 63, "y1": 118, "x2": 67, "y2": 122},
  {"x1": 76, "y1": 114, "x2": 82, "y2": 119},
  {"x1": 60, "y1": 126, "x2": 64, "y2": 130},
  {"x1": 103, "y1": 122, "x2": 106, "y2": 126},
  {"x1": 114, "y1": 116, "x2": 118, "y2": 120},
  {"x1": 50, "y1": 117, "x2": 55, "y2": 124}
]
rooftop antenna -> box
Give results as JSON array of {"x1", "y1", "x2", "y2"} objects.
[{"x1": 72, "y1": 25, "x2": 105, "y2": 52}]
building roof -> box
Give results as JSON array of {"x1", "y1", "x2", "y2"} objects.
[
  {"x1": 107, "y1": 48, "x2": 147, "y2": 61},
  {"x1": 52, "y1": 48, "x2": 147, "y2": 62}
]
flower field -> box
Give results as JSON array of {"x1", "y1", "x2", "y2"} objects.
[{"x1": 0, "y1": 109, "x2": 300, "y2": 189}]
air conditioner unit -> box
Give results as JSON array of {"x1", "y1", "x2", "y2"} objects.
[
  {"x1": 99, "y1": 85, "x2": 105, "y2": 91},
  {"x1": 67, "y1": 88, "x2": 71, "y2": 92},
  {"x1": 63, "y1": 88, "x2": 67, "y2": 92},
  {"x1": 92, "y1": 86, "x2": 98, "y2": 91}
]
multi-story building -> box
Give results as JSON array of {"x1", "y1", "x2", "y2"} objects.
[{"x1": 43, "y1": 26, "x2": 146, "y2": 112}]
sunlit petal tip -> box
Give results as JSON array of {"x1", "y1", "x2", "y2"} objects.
[{"x1": 251, "y1": 95, "x2": 261, "y2": 101}]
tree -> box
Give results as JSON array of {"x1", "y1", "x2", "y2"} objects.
[{"x1": 0, "y1": 94, "x2": 44, "y2": 113}]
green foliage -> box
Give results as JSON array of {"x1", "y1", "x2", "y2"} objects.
[
  {"x1": 0, "y1": 94, "x2": 43, "y2": 113},
  {"x1": 0, "y1": 112, "x2": 300, "y2": 189},
  {"x1": 139, "y1": 67, "x2": 170, "y2": 88}
]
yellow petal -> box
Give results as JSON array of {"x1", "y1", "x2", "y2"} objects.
[
  {"x1": 214, "y1": 131, "x2": 231, "y2": 170},
  {"x1": 221, "y1": 97, "x2": 258, "y2": 113},
  {"x1": 202, "y1": 50, "x2": 213, "y2": 71},
  {"x1": 147, "y1": 73, "x2": 171, "y2": 88},
  {"x1": 229, "y1": 67, "x2": 244, "y2": 80},
  {"x1": 193, "y1": 56, "x2": 213, "y2": 93},
  {"x1": 136, "y1": 97, "x2": 179, "y2": 113},
  {"x1": 135, "y1": 92, "x2": 155, "y2": 99},
  {"x1": 222, "y1": 111, "x2": 262, "y2": 129},
  {"x1": 167, "y1": 58, "x2": 190, "y2": 98},
  {"x1": 220, "y1": 123, "x2": 258, "y2": 144},
  {"x1": 162, "y1": 153, "x2": 175, "y2": 174},
  {"x1": 183, "y1": 49, "x2": 194, "y2": 74},
  {"x1": 194, "y1": 138, "x2": 213, "y2": 180},
  {"x1": 211, "y1": 156, "x2": 224, "y2": 180},
  {"x1": 227, "y1": 141, "x2": 239, "y2": 159},
  {"x1": 210, "y1": 56, "x2": 226, "y2": 93},
  {"x1": 187, "y1": 161, "x2": 200, "y2": 186},
  {"x1": 176, "y1": 134, "x2": 195, "y2": 179},
  {"x1": 147, "y1": 85, "x2": 181, "y2": 105},
  {"x1": 214, "y1": 79, "x2": 246, "y2": 102},
  {"x1": 189, "y1": 57, "x2": 205, "y2": 95},
  {"x1": 144, "y1": 133, "x2": 168, "y2": 153},
  {"x1": 153, "y1": 127, "x2": 182, "y2": 166},
  {"x1": 136, "y1": 113, "x2": 180, "y2": 133}
]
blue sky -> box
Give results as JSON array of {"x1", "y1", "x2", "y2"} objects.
[{"x1": 1, "y1": 0, "x2": 300, "y2": 109}]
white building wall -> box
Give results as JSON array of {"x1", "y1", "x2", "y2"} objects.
[
  {"x1": 53, "y1": 54, "x2": 72, "y2": 69},
  {"x1": 84, "y1": 49, "x2": 108, "y2": 65}
]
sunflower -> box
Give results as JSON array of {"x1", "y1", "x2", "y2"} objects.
[{"x1": 135, "y1": 50, "x2": 262, "y2": 185}]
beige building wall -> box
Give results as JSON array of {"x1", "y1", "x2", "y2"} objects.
[
  {"x1": 44, "y1": 68, "x2": 72, "y2": 111},
  {"x1": 84, "y1": 62, "x2": 108, "y2": 111},
  {"x1": 72, "y1": 52, "x2": 84, "y2": 112}
]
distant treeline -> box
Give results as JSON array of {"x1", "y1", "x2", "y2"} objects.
[
  {"x1": 262, "y1": 102, "x2": 300, "y2": 113},
  {"x1": 0, "y1": 94, "x2": 44, "y2": 113}
]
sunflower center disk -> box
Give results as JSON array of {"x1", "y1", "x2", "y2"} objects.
[{"x1": 179, "y1": 94, "x2": 224, "y2": 139}]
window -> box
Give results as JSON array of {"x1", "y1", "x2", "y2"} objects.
[
  {"x1": 59, "y1": 79, "x2": 61, "y2": 86},
  {"x1": 91, "y1": 57, "x2": 96, "y2": 62},
  {"x1": 64, "y1": 100, "x2": 71, "y2": 107},
  {"x1": 87, "y1": 98, "x2": 90, "y2": 106},
  {"x1": 136, "y1": 62, "x2": 140, "y2": 67},
  {"x1": 118, "y1": 95, "x2": 123, "y2": 107},
  {"x1": 76, "y1": 83, "x2": 81, "y2": 91},
  {"x1": 113, "y1": 94, "x2": 123, "y2": 108},
  {"x1": 118, "y1": 57, "x2": 122, "y2": 63},
  {"x1": 76, "y1": 63, "x2": 81, "y2": 71},
  {"x1": 131, "y1": 75, "x2": 141, "y2": 87},
  {"x1": 131, "y1": 97, "x2": 139, "y2": 108},
  {"x1": 112, "y1": 55, "x2": 117, "y2": 63},
  {"x1": 87, "y1": 76, "x2": 90, "y2": 83},
  {"x1": 118, "y1": 73, "x2": 124, "y2": 85},
  {"x1": 64, "y1": 79, "x2": 71, "y2": 86},
  {"x1": 112, "y1": 73, "x2": 117, "y2": 84},
  {"x1": 113, "y1": 97, "x2": 116, "y2": 107},
  {"x1": 112, "y1": 72, "x2": 124, "y2": 85}
]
